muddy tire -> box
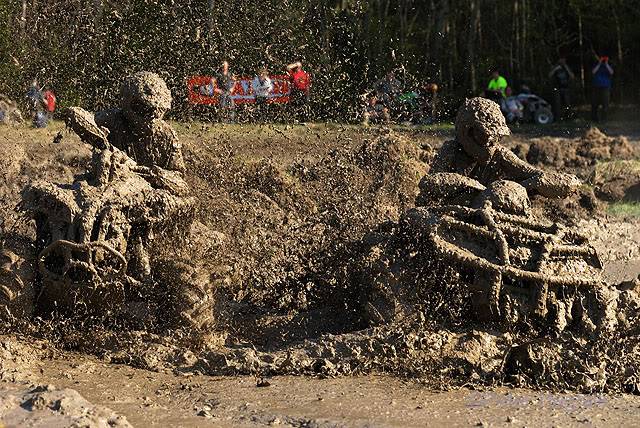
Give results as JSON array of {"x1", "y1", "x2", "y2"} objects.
[
  {"x1": 0, "y1": 249, "x2": 35, "y2": 321},
  {"x1": 155, "y1": 260, "x2": 215, "y2": 333}
]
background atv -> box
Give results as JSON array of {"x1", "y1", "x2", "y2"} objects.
[{"x1": 485, "y1": 90, "x2": 554, "y2": 125}]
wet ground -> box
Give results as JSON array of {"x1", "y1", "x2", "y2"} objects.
[
  {"x1": 2, "y1": 119, "x2": 640, "y2": 426},
  {"x1": 21, "y1": 357, "x2": 640, "y2": 427},
  {"x1": 2, "y1": 335, "x2": 640, "y2": 427}
]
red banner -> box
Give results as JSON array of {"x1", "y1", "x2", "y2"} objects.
[{"x1": 187, "y1": 75, "x2": 291, "y2": 105}]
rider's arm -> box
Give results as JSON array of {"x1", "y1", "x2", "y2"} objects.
[
  {"x1": 497, "y1": 147, "x2": 580, "y2": 198},
  {"x1": 496, "y1": 146, "x2": 540, "y2": 180}
]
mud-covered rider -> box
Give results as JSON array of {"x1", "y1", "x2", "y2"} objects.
[
  {"x1": 61, "y1": 72, "x2": 192, "y2": 276},
  {"x1": 422, "y1": 97, "x2": 580, "y2": 207},
  {"x1": 64, "y1": 72, "x2": 188, "y2": 197},
  {"x1": 95, "y1": 71, "x2": 185, "y2": 172}
]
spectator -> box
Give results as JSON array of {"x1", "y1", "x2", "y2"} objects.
[
  {"x1": 43, "y1": 88, "x2": 56, "y2": 115},
  {"x1": 486, "y1": 70, "x2": 508, "y2": 99},
  {"x1": 362, "y1": 94, "x2": 390, "y2": 126},
  {"x1": 252, "y1": 68, "x2": 273, "y2": 122},
  {"x1": 34, "y1": 87, "x2": 57, "y2": 128},
  {"x1": 591, "y1": 56, "x2": 614, "y2": 122},
  {"x1": 26, "y1": 79, "x2": 45, "y2": 127},
  {"x1": 549, "y1": 57, "x2": 575, "y2": 120},
  {"x1": 286, "y1": 61, "x2": 311, "y2": 121},
  {"x1": 213, "y1": 60, "x2": 236, "y2": 122},
  {"x1": 374, "y1": 71, "x2": 402, "y2": 107},
  {"x1": 502, "y1": 86, "x2": 523, "y2": 123},
  {"x1": 417, "y1": 82, "x2": 439, "y2": 124}
]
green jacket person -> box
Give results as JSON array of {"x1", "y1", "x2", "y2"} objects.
[{"x1": 487, "y1": 70, "x2": 508, "y2": 96}]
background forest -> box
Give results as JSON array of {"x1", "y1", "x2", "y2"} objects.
[{"x1": 1, "y1": 0, "x2": 638, "y2": 120}]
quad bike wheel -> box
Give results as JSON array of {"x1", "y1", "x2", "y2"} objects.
[
  {"x1": 534, "y1": 108, "x2": 554, "y2": 125},
  {"x1": 154, "y1": 259, "x2": 215, "y2": 334}
]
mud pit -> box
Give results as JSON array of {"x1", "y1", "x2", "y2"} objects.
[{"x1": 1, "y1": 103, "x2": 640, "y2": 425}]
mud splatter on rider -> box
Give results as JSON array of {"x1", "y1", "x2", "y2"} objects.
[
  {"x1": 92, "y1": 72, "x2": 186, "y2": 173},
  {"x1": 426, "y1": 97, "x2": 580, "y2": 202}
]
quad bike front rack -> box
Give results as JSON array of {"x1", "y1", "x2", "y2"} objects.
[
  {"x1": 426, "y1": 201, "x2": 603, "y2": 320},
  {"x1": 38, "y1": 239, "x2": 127, "y2": 286}
]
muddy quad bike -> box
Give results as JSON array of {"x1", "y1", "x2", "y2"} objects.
[
  {"x1": 21, "y1": 108, "x2": 214, "y2": 332},
  {"x1": 421, "y1": 200, "x2": 604, "y2": 330},
  {"x1": 515, "y1": 93, "x2": 554, "y2": 125},
  {"x1": 485, "y1": 90, "x2": 554, "y2": 125}
]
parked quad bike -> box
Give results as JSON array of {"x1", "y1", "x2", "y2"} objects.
[
  {"x1": 484, "y1": 90, "x2": 554, "y2": 125},
  {"x1": 20, "y1": 109, "x2": 214, "y2": 333}
]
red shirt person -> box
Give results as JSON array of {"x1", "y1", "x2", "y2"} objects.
[
  {"x1": 286, "y1": 61, "x2": 311, "y2": 121},
  {"x1": 287, "y1": 61, "x2": 310, "y2": 93},
  {"x1": 43, "y1": 89, "x2": 56, "y2": 113}
]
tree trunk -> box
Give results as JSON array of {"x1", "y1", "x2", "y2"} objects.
[
  {"x1": 466, "y1": 0, "x2": 481, "y2": 93},
  {"x1": 577, "y1": 9, "x2": 586, "y2": 102},
  {"x1": 20, "y1": 0, "x2": 27, "y2": 38},
  {"x1": 613, "y1": 10, "x2": 623, "y2": 103}
]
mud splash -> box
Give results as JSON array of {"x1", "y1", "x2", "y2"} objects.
[{"x1": 1, "y1": 114, "x2": 640, "y2": 401}]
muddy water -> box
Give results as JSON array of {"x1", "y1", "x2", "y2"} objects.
[{"x1": 23, "y1": 353, "x2": 640, "y2": 427}]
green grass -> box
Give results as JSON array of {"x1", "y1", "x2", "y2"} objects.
[{"x1": 607, "y1": 201, "x2": 640, "y2": 218}]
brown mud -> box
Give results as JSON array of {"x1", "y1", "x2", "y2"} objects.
[
  {"x1": 2, "y1": 333, "x2": 640, "y2": 427},
  {"x1": 520, "y1": 127, "x2": 637, "y2": 177},
  {"x1": 1, "y1": 121, "x2": 640, "y2": 425}
]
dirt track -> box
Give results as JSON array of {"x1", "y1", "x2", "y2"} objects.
[
  {"x1": 2, "y1": 336, "x2": 640, "y2": 427},
  {"x1": 2, "y1": 120, "x2": 640, "y2": 426}
]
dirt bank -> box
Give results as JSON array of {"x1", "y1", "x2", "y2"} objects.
[{"x1": 2, "y1": 121, "x2": 640, "y2": 425}]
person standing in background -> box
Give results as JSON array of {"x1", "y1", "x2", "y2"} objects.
[
  {"x1": 213, "y1": 60, "x2": 236, "y2": 122},
  {"x1": 286, "y1": 61, "x2": 311, "y2": 122},
  {"x1": 26, "y1": 79, "x2": 45, "y2": 127},
  {"x1": 487, "y1": 70, "x2": 508, "y2": 97},
  {"x1": 549, "y1": 57, "x2": 575, "y2": 120},
  {"x1": 252, "y1": 68, "x2": 273, "y2": 122},
  {"x1": 591, "y1": 56, "x2": 614, "y2": 122}
]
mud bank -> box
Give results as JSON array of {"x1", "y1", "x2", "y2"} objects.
[{"x1": 1, "y1": 122, "x2": 640, "y2": 408}]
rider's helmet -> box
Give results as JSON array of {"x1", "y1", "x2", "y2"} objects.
[
  {"x1": 455, "y1": 97, "x2": 510, "y2": 162},
  {"x1": 120, "y1": 71, "x2": 172, "y2": 121}
]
